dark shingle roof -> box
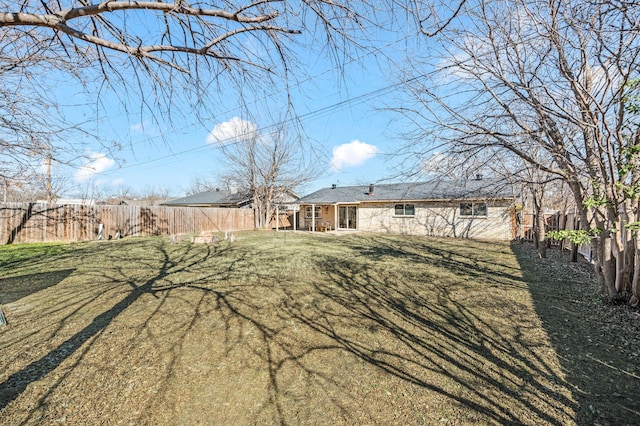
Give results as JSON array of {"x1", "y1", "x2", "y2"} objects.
[
  {"x1": 297, "y1": 179, "x2": 515, "y2": 204},
  {"x1": 161, "y1": 190, "x2": 251, "y2": 207}
]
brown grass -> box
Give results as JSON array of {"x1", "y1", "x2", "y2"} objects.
[{"x1": 0, "y1": 232, "x2": 638, "y2": 425}]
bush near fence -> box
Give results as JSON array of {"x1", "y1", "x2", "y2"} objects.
[
  {"x1": 0, "y1": 203, "x2": 255, "y2": 244},
  {"x1": 520, "y1": 212, "x2": 576, "y2": 244},
  {"x1": 520, "y1": 212, "x2": 592, "y2": 258}
]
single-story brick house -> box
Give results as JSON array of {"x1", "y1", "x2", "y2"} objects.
[{"x1": 296, "y1": 178, "x2": 518, "y2": 240}]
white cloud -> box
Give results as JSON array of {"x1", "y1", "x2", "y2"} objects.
[
  {"x1": 330, "y1": 140, "x2": 378, "y2": 171},
  {"x1": 111, "y1": 178, "x2": 125, "y2": 187},
  {"x1": 74, "y1": 152, "x2": 115, "y2": 182},
  {"x1": 130, "y1": 121, "x2": 159, "y2": 137},
  {"x1": 130, "y1": 122, "x2": 146, "y2": 133},
  {"x1": 206, "y1": 117, "x2": 258, "y2": 145}
]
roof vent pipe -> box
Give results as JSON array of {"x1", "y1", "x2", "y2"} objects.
[
  {"x1": 332, "y1": 184, "x2": 336, "y2": 189},
  {"x1": 369, "y1": 183, "x2": 374, "y2": 196}
]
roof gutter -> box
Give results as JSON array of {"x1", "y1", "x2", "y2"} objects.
[{"x1": 359, "y1": 197, "x2": 516, "y2": 203}]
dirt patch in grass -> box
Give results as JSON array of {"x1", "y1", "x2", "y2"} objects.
[{"x1": 0, "y1": 233, "x2": 638, "y2": 425}]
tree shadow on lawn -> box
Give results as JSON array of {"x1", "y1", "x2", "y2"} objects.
[
  {"x1": 284, "y1": 235, "x2": 577, "y2": 424},
  {"x1": 0, "y1": 270, "x2": 75, "y2": 305},
  {"x1": 350, "y1": 234, "x2": 523, "y2": 285},
  {"x1": 0, "y1": 237, "x2": 320, "y2": 424},
  {"x1": 0, "y1": 234, "x2": 602, "y2": 424},
  {"x1": 143, "y1": 233, "x2": 578, "y2": 424},
  {"x1": 0, "y1": 240, "x2": 226, "y2": 415},
  {"x1": 511, "y1": 242, "x2": 640, "y2": 425}
]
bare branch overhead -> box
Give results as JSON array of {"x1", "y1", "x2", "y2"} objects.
[{"x1": 0, "y1": 1, "x2": 303, "y2": 72}]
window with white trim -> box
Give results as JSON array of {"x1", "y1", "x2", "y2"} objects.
[
  {"x1": 394, "y1": 204, "x2": 415, "y2": 217},
  {"x1": 305, "y1": 206, "x2": 322, "y2": 219},
  {"x1": 459, "y1": 202, "x2": 488, "y2": 217}
]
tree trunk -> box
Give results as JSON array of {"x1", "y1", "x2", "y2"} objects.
[
  {"x1": 570, "y1": 243, "x2": 578, "y2": 262},
  {"x1": 623, "y1": 237, "x2": 635, "y2": 293},
  {"x1": 612, "y1": 233, "x2": 625, "y2": 294},
  {"x1": 601, "y1": 236, "x2": 619, "y2": 300},
  {"x1": 631, "y1": 236, "x2": 640, "y2": 307},
  {"x1": 536, "y1": 213, "x2": 547, "y2": 258}
]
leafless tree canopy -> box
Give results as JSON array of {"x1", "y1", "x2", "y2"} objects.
[
  {"x1": 0, "y1": 0, "x2": 387, "y2": 96},
  {"x1": 213, "y1": 121, "x2": 319, "y2": 228},
  {"x1": 0, "y1": 0, "x2": 378, "y2": 197},
  {"x1": 0, "y1": 36, "x2": 94, "y2": 194},
  {"x1": 395, "y1": 0, "x2": 640, "y2": 300}
]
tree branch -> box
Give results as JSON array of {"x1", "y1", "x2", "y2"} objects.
[{"x1": 1, "y1": 2, "x2": 279, "y2": 25}]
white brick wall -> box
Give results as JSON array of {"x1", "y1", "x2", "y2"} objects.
[{"x1": 357, "y1": 201, "x2": 514, "y2": 240}]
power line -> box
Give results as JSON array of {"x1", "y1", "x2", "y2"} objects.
[
  {"x1": 93, "y1": 30, "x2": 424, "y2": 177},
  {"x1": 98, "y1": 72, "x2": 425, "y2": 177},
  {"x1": 114, "y1": 30, "x2": 418, "y2": 151}
]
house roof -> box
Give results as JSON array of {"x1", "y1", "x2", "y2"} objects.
[
  {"x1": 116, "y1": 199, "x2": 170, "y2": 207},
  {"x1": 161, "y1": 190, "x2": 251, "y2": 207},
  {"x1": 297, "y1": 179, "x2": 516, "y2": 204}
]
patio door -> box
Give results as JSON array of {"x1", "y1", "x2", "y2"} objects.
[{"x1": 338, "y1": 206, "x2": 357, "y2": 229}]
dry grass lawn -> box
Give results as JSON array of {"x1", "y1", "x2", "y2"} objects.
[{"x1": 1, "y1": 232, "x2": 639, "y2": 425}]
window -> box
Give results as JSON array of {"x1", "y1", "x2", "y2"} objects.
[
  {"x1": 394, "y1": 204, "x2": 415, "y2": 217},
  {"x1": 473, "y1": 203, "x2": 487, "y2": 216},
  {"x1": 305, "y1": 206, "x2": 321, "y2": 219},
  {"x1": 460, "y1": 202, "x2": 488, "y2": 217},
  {"x1": 460, "y1": 203, "x2": 473, "y2": 216}
]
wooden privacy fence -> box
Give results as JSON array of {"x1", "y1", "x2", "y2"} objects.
[
  {"x1": 0, "y1": 203, "x2": 255, "y2": 244},
  {"x1": 521, "y1": 212, "x2": 575, "y2": 242}
]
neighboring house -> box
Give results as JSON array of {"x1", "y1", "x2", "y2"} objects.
[
  {"x1": 112, "y1": 199, "x2": 170, "y2": 207},
  {"x1": 36, "y1": 198, "x2": 97, "y2": 205},
  {"x1": 296, "y1": 178, "x2": 518, "y2": 240},
  {"x1": 161, "y1": 189, "x2": 252, "y2": 208}
]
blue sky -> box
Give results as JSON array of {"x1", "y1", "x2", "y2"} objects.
[{"x1": 49, "y1": 16, "x2": 422, "y2": 198}]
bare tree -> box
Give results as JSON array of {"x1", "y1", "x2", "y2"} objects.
[
  {"x1": 138, "y1": 186, "x2": 171, "y2": 206},
  {"x1": 101, "y1": 185, "x2": 134, "y2": 205},
  {"x1": 184, "y1": 177, "x2": 218, "y2": 196},
  {"x1": 0, "y1": 0, "x2": 469, "y2": 123},
  {"x1": 0, "y1": 75, "x2": 80, "y2": 191},
  {"x1": 396, "y1": 0, "x2": 640, "y2": 301},
  {"x1": 212, "y1": 121, "x2": 319, "y2": 228},
  {"x1": 0, "y1": 0, "x2": 389, "y2": 115},
  {"x1": 521, "y1": 165, "x2": 551, "y2": 259},
  {"x1": 0, "y1": 21, "x2": 103, "y2": 187}
]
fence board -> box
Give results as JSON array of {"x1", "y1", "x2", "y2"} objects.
[
  {"x1": 0, "y1": 203, "x2": 255, "y2": 244},
  {"x1": 521, "y1": 213, "x2": 563, "y2": 243}
]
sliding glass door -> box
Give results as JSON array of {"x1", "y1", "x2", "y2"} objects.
[{"x1": 338, "y1": 206, "x2": 357, "y2": 229}]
